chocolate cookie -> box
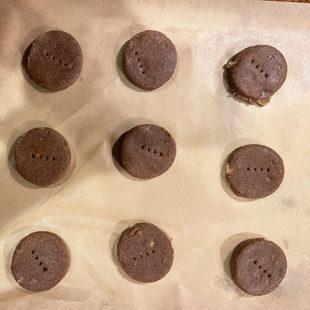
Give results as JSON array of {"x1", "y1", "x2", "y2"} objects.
[
  {"x1": 117, "y1": 223, "x2": 174, "y2": 283},
  {"x1": 15, "y1": 127, "x2": 71, "y2": 187},
  {"x1": 224, "y1": 45, "x2": 287, "y2": 106},
  {"x1": 225, "y1": 144, "x2": 284, "y2": 199},
  {"x1": 120, "y1": 124, "x2": 176, "y2": 179},
  {"x1": 11, "y1": 231, "x2": 70, "y2": 292},
  {"x1": 230, "y1": 238, "x2": 287, "y2": 296},
  {"x1": 123, "y1": 30, "x2": 177, "y2": 90},
  {"x1": 27, "y1": 30, "x2": 83, "y2": 90}
]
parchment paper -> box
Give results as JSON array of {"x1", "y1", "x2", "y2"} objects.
[{"x1": 0, "y1": 0, "x2": 310, "y2": 309}]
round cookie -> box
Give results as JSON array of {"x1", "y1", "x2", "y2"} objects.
[
  {"x1": 224, "y1": 45, "x2": 287, "y2": 106},
  {"x1": 27, "y1": 30, "x2": 83, "y2": 90},
  {"x1": 230, "y1": 238, "x2": 287, "y2": 296},
  {"x1": 123, "y1": 30, "x2": 177, "y2": 90},
  {"x1": 15, "y1": 127, "x2": 71, "y2": 187},
  {"x1": 225, "y1": 144, "x2": 284, "y2": 199},
  {"x1": 117, "y1": 223, "x2": 174, "y2": 283},
  {"x1": 120, "y1": 124, "x2": 176, "y2": 179},
  {"x1": 11, "y1": 231, "x2": 70, "y2": 292}
]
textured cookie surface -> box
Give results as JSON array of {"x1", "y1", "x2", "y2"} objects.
[
  {"x1": 27, "y1": 30, "x2": 83, "y2": 90},
  {"x1": 226, "y1": 144, "x2": 284, "y2": 199},
  {"x1": 11, "y1": 231, "x2": 70, "y2": 292},
  {"x1": 224, "y1": 45, "x2": 287, "y2": 105},
  {"x1": 117, "y1": 223, "x2": 174, "y2": 283},
  {"x1": 230, "y1": 238, "x2": 287, "y2": 296},
  {"x1": 15, "y1": 127, "x2": 71, "y2": 187},
  {"x1": 120, "y1": 124, "x2": 176, "y2": 179},
  {"x1": 123, "y1": 30, "x2": 177, "y2": 90}
]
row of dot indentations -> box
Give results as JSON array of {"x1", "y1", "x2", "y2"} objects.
[
  {"x1": 31, "y1": 153, "x2": 56, "y2": 161},
  {"x1": 251, "y1": 59, "x2": 269, "y2": 78},
  {"x1": 246, "y1": 167, "x2": 270, "y2": 172},
  {"x1": 253, "y1": 260, "x2": 271, "y2": 278},
  {"x1": 141, "y1": 145, "x2": 163, "y2": 157},
  {"x1": 134, "y1": 51, "x2": 145, "y2": 74},
  {"x1": 44, "y1": 52, "x2": 68, "y2": 67},
  {"x1": 133, "y1": 249, "x2": 156, "y2": 261},
  {"x1": 32, "y1": 250, "x2": 48, "y2": 272}
]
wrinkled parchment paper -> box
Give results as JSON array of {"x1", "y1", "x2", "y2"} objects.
[{"x1": 0, "y1": 0, "x2": 310, "y2": 309}]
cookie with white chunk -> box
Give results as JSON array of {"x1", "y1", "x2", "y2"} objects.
[{"x1": 224, "y1": 45, "x2": 287, "y2": 106}]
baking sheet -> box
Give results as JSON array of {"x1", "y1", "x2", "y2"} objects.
[{"x1": 0, "y1": 0, "x2": 310, "y2": 309}]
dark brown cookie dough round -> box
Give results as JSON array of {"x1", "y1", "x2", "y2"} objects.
[
  {"x1": 15, "y1": 127, "x2": 71, "y2": 187},
  {"x1": 224, "y1": 45, "x2": 287, "y2": 106},
  {"x1": 11, "y1": 231, "x2": 70, "y2": 292},
  {"x1": 27, "y1": 30, "x2": 83, "y2": 90},
  {"x1": 120, "y1": 124, "x2": 176, "y2": 179},
  {"x1": 230, "y1": 238, "x2": 287, "y2": 296},
  {"x1": 225, "y1": 144, "x2": 284, "y2": 199},
  {"x1": 117, "y1": 223, "x2": 174, "y2": 283},
  {"x1": 123, "y1": 30, "x2": 177, "y2": 90}
]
